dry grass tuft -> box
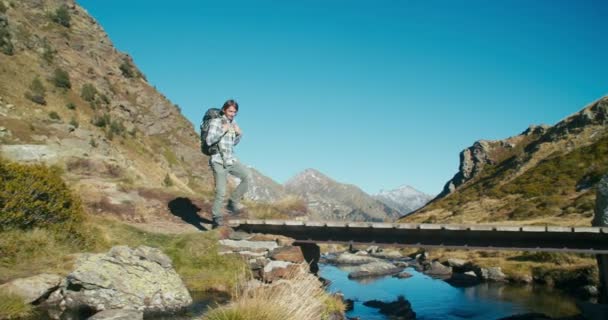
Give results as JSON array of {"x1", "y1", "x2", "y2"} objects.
[{"x1": 204, "y1": 266, "x2": 342, "y2": 320}]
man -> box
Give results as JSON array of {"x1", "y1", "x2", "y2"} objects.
[{"x1": 206, "y1": 99, "x2": 251, "y2": 228}]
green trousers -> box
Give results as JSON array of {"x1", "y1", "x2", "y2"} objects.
[{"x1": 210, "y1": 160, "x2": 251, "y2": 221}]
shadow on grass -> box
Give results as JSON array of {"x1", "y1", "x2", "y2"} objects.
[{"x1": 168, "y1": 197, "x2": 212, "y2": 231}]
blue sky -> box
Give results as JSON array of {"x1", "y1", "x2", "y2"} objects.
[{"x1": 78, "y1": 0, "x2": 608, "y2": 195}]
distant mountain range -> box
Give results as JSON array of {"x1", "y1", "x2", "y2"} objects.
[
  {"x1": 244, "y1": 168, "x2": 431, "y2": 222},
  {"x1": 373, "y1": 185, "x2": 434, "y2": 215}
]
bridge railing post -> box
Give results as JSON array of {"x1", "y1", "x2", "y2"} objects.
[{"x1": 593, "y1": 175, "x2": 608, "y2": 304}]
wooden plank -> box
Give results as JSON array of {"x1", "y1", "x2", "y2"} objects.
[
  {"x1": 420, "y1": 224, "x2": 442, "y2": 230},
  {"x1": 371, "y1": 223, "x2": 395, "y2": 229},
  {"x1": 547, "y1": 226, "x2": 573, "y2": 232},
  {"x1": 496, "y1": 226, "x2": 522, "y2": 232},
  {"x1": 522, "y1": 226, "x2": 547, "y2": 232},
  {"x1": 574, "y1": 227, "x2": 601, "y2": 233},
  {"x1": 395, "y1": 223, "x2": 419, "y2": 230},
  {"x1": 468, "y1": 225, "x2": 494, "y2": 231}
]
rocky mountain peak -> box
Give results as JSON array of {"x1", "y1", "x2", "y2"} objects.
[{"x1": 374, "y1": 185, "x2": 433, "y2": 215}]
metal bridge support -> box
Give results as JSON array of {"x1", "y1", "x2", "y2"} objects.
[
  {"x1": 594, "y1": 175, "x2": 608, "y2": 304},
  {"x1": 294, "y1": 242, "x2": 320, "y2": 275},
  {"x1": 598, "y1": 255, "x2": 608, "y2": 304}
]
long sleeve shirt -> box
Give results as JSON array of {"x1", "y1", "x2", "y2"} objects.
[{"x1": 206, "y1": 115, "x2": 241, "y2": 166}]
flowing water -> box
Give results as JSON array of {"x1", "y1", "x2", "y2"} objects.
[{"x1": 320, "y1": 264, "x2": 583, "y2": 320}]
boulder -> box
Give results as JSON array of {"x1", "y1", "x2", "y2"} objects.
[
  {"x1": 445, "y1": 271, "x2": 480, "y2": 287},
  {"x1": 447, "y1": 258, "x2": 467, "y2": 268},
  {"x1": 424, "y1": 261, "x2": 452, "y2": 277},
  {"x1": 61, "y1": 246, "x2": 191, "y2": 313},
  {"x1": 329, "y1": 252, "x2": 381, "y2": 265},
  {"x1": 348, "y1": 261, "x2": 403, "y2": 279},
  {"x1": 366, "y1": 245, "x2": 380, "y2": 254},
  {"x1": 393, "y1": 271, "x2": 413, "y2": 279},
  {"x1": 269, "y1": 246, "x2": 305, "y2": 263},
  {"x1": 363, "y1": 296, "x2": 416, "y2": 319},
  {"x1": 88, "y1": 309, "x2": 143, "y2": 320},
  {"x1": 0, "y1": 273, "x2": 63, "y2": 304},
  {"x1": 262, "y1": 261, "x2": 304, "y2": 282},
  {"x1": 372, "y1": 250, "x2": 403, "y2": 260},
  {"x1": 481, "y1": 267, "x2": 507, "y2": 282}
]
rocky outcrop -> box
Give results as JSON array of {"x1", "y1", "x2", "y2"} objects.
[
  {"x1": 218, "y1": 233, "x2": 315, "y2": 282},
  {"x1": 55, "y1": 246, "x2": 191, "y2": 314},
  {"x1": 432, "y1": 96, "x2": 608, "y2": 202}
]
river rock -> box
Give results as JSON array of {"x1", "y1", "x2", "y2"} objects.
[
  {"x1": 424, "y1": 261, "x2": 452, "y2": 277},
  {"x1": 363, "y1": 295, "x2": 416, "y2": 319},
  {"x1": 263, "y1": 261, "x2": 304, "y2": 282},
  {"x1": 481, "y1": 267, "x2": 507, "y2": 282},
  {"x1": 62, "y1": 246, "x2": 191, "y2": 313},
  {"x1": 330, "y1": 252, "x2": 381, "y2": 265},
  {"x1": 372, "y1": 250, "x2": 403, "y2": 260},
  {"x1": 348, "y1": 261, "x2": 403, "y2": 279},
  {"x1": 367, "y1": 245, "x2": 380, "y2": 254},
  {"x1": 445, "y1": 271, "x2": 480, "y2": 287},
  {"x1": 0, "y1": 273, "x2": 63, "y2": 304},
  {"x1": 394, "y1": 271, "x2": 413, "y2": 279},
  {"x1": 88, "y1": 309, "x2": 143, "y2": 320},
  {"x1": 447, "y1": 258, "x2": 467, "y2": 268},
  {"x1": 269, "y1": 246, "x2": 305, "y2": 263}
]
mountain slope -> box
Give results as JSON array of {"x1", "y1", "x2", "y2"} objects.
[
  {"x1": 373, "y1": 185, "x2": 433, "y2": 215},
  {"x1": 402, "y1": 96, "x2": 608, "y2": 226},
  {"x1": 285, "y1": 169, "x2": 400, "y2": 221},
  {"x1": 0, "y1": 0, "x2": 214, "y2": 226}
]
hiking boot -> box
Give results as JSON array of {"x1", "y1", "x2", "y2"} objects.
[
  {"x1": 211, "y1": 218, "x2": 225, "y2": 229},
  {"x1": 226, "y1": 201, "x2": 246, "y2": 214}
]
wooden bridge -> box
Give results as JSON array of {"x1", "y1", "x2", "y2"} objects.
[{"x1": 228, "y1": 219, "x2": 608, "y2": 254}]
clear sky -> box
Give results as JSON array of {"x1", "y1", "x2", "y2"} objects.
[{"x1": 77, "y1": 0, "x2": 608, "y2": 195}]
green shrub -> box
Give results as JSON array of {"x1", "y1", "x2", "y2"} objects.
[
  {"x1": 66, "y1": 102, "x2": 76, "y2": 110},
  {"x1": 0, "y1": 159, "x2": 85, "y2": 231},
  {"x1": 51, "y1": 5, "x2": 71, "y2": 28},
  {"x1": 24, "y1": 77, "x2": 46, "y2": 105},
  {"x1": 41, "y1": 39, "x2": 55, "y2": 63},
  {"x1": 80, "y1": 83, "x2": 97, "y2": 102},
  {"x1": 119, "y1": 60, "x2": 135, "y2": 78},
  {"x1": 48, "y1": 111, "x2": 60, "y2": 120},
  {"x1": 0, "y1": 14, "x2": 14, "y2": 55},
  {"x1": 0, "y1": 2, "x2": 7, "y2": 13},
  {"x1": 109, "y1": 119, "x2": 125, "y2": 136},
  {"x1": 52, "y1": 68, "x2": 71, "y2": 89},
  {"x1": 163, "y1": 173, "x2": 173, "y2": 187},
  {"x1": 69, "y1": 117, "x2": 78, "y2": 128},
  {"x1": 92, "y1": 113, "x2": 110, "y2": 127}
]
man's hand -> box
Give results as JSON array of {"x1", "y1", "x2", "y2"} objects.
[{"x1": 233, "y1": 123, "x2": 242, "y2": 135}]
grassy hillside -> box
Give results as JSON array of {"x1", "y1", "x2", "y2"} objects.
[{"x1": 404, "y1": 127, "x2": 607, "y2": 225}]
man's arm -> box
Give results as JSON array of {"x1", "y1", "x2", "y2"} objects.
[{"x1": 206, "y1": 118, "x2": 226, "y2": 146}]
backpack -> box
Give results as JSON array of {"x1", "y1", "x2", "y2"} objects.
[{"x1": 200, "y1": 108, "x2": 223, "y2": 156}]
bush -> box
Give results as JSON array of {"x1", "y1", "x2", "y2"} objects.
[
  {"x1": 69, "y1": 117, "x2": 78, "y2": 128},
  {"x1": 163, "y1": 173, "x2": 173, "y2": 187},
  {"x1": 80, "y1": 83, "x2": 97, "y2": 102},
  {"x1": 0, "y1": 2, "x2": 7, "y2": 14},
  {"x1": 119, "y1": 60, "x2": 135, "y2": 78},
  {"x1": 25, "y1": 77, "x2": 46, "y2": 105},
  {"x1": 48, "y1": 111, "x2": 60, "y2": 120},
  {"x1": 0, "y1": 159, "x2": 85, "y2": 232},
  {"x1": 0, "y1": 14, "x2": 14, "y2": 55},
  {"x1": 92, "y1": 113, "x2": 110, "y2": 128},
  {"x1": 41, "y1": 39, "x2": 55, "y2": 63},
  {"x1": 66, "y1": 102, "x2": 76, "y2": 110},
  {"x1": 51, "y1": 5, "x2": 71, "y2": 28},
  {"x1": 52, "y1": 68, "x2": 71, "y2": 89},
  {"x1": 109, "y1": 119, "x2": 125, "y2": 136}
]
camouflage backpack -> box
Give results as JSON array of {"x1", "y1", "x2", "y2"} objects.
[{"x1": 200, "y1": 108, "x2": 222, "y2": 156}]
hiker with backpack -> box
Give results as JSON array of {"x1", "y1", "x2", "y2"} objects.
[{"x1": 201, "y1": 99, "x2": 251, "y2": 228}]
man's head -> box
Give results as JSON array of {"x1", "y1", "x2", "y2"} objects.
[{"x1": 222, "y1": 99, "x2": 239, "y2": 121}]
